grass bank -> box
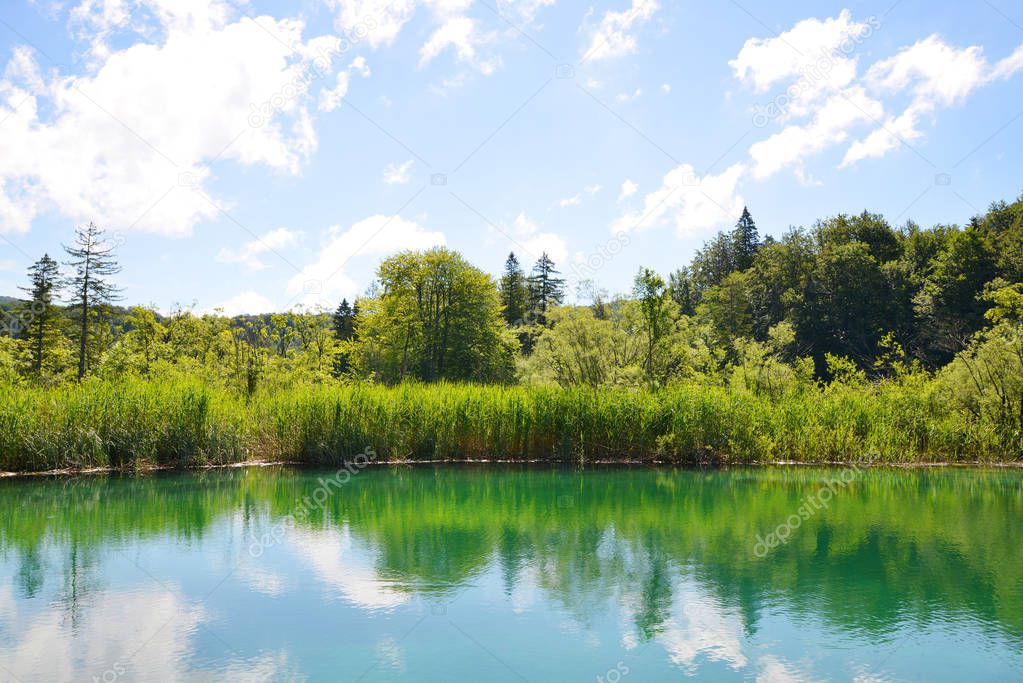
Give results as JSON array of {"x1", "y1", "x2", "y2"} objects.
[{"x1": 0, "y1": 378, "x2": 1017, "y2": 472}]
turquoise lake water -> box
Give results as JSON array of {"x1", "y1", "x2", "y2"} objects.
[{"x1": 0, "y1": 465, "x2": 1020, "y2": 681}]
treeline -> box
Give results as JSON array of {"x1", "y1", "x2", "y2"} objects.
[
  {"x1": 1, "y1": 196, "x2": 1022, "y2": 444},
  {"x1": 1, "y1": 196, "x2": 1022, "y2": 466}
]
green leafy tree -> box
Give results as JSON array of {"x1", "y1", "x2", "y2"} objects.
[
  {"x1": 802, "y1": 242, "x2": 893, "y2": 374},
  {"x1": 916, "y1": 227, "x2": 996, "y2": 356},
  {"x1": 974, "y1": 195, "x2": 1023, "y2": 282},
  {"x1": 700, "y1": 271, "x2": 754, "y2": 347},
  {"x1": 0, "y1": 336, "x2": 23, "y2": 384},
  {"x1": 744, "y1": 229, "x2": 815, "y2": 340},
  {"x1": 814, "y1": 212, "x2": 901, "y2": 264},
  {"x1": 356, "y1": 248, "x2": 517, "y2": 383},
  {"x1": 523, "y1": 303, "x2": 644, "y2": 388},
  {"x1": 690, "y1": 232, "x2": 736, "y2": 295},
  {"x1": 941, "y1": 282, "x2": 1023, "y2": 449},
  {"x1": 123, "y1": 306, "x2": 167, "y2": 373},
  {"x1": 63, "y1": 222, "x2": 121, "y2": 380},
  {"x1": 633, "y1": 267, "x2": 672, "y2": 383},
  {"x1": 667, "y1": 267, "x2": 697, "y2": 316}
]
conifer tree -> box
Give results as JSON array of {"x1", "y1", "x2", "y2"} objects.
[
  {"x1": 332, "y1": 299, "x2": 357, "y2": 341},
  {"x1": 527, "y1": 252, "x2": 565, "y2": 327},
  {"x1": 499, "y1": 252, "x2": 527, "y2": 326},
  {"x1": 731, "y1": 206, "x2": 760, "y2": 272},
  {"x1": 64, "y1": 222, "x2": 121, "y2": 380},
  {"x1": 18, "y1": 254, "x2": 62, "y2": 375}
]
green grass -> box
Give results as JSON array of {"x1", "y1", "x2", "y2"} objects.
[{"x1": 0, "y1": 378, "x2": 1016, "y2": 472}]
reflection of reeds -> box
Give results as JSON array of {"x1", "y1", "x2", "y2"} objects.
[{"x1": 0, "y1": 378, "x2": 1011, "y2": 472}]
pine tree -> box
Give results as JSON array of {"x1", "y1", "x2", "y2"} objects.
[
  {"x1": 332, "y1": 299, "x2": 356, "y2": 341},
  {"x1": 18, "y1": 254, "x2": 63, "y2": 375},
  {"x1": 731, "y1": 206, "x2": 760, "y2": 271},
  {"x1": 63, "y1": 222, "x2": 121, "y2": 380},
  {"x1": 331, "y1": 299, "x2": 358, "y2": 377},
  {"x1": 499, "y1": 252, "x2": 527, "y2": 326},
  {"x1": 527, "y1": 252, "x2": 566, "y2": 327}
]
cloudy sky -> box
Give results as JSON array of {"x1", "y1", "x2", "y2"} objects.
[{"x1": 0, "y1": 0, "x2": 1021, "y2": 314}]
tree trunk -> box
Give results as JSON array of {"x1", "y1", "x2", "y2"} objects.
[{"x1": 77, "y1": 262, "x2": 90, "y2": 381}]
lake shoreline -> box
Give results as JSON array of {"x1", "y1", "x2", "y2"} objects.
[{"x1": 4, "y1": 457, "x2": 1022, "y2": 478}]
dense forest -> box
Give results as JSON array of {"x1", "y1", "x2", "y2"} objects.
[{"x1": 1, "y1": 194, "x2": 1021, "y2": 468}]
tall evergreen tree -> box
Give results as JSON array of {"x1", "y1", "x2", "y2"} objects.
[
  {"x1": 527, "y1": 252, "x2": 565, "y2": 327},
  {"x1": 332, "y1": 299, "x2": 357, "y2": 341},
  {"x1": 331, "y1": 298, "x2": 358, "y2": 376},
  {"x1": 63, "y1": 222, "x2": 121, "y2": 380},
  {"x1": 499, "y1": 252, "x2": 528, "y2": 326},
  {"x1": 18, "y1": 254, "x2": 62, "y2": 375},
  {"x1": 731, "y1": 206, "x2": 760, "y2": 272}
]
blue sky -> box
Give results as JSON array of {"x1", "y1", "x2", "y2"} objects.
[{"x1": 0, "y1": 0, "x2": 1021, "y2": 314}]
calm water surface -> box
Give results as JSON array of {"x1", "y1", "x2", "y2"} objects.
[{"x1": 0, "y1": 466, "x2": 1020, "y2": 682}]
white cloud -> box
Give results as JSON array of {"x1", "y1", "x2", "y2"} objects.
[
  {"x1": 618, "y1": 179, "x2": 638, "y2": 202},
  {"x1": 287, "y1": 214, "x2": 446, "y2": 305},
  {"x1": 0, "y1": 8, "x2": 345, "y2": 235},
  {"x1": 726, "y1": 11, "x2": 886, "y2": 178},
  {"x1": 582, "y1": 0, "x2": 660, "y2": 62},
  {"x1": 732, "y1": 13, "x2": 1023, "y2": 174},
  {"x1": 991, "y1": 43, "x2": 1023, "y2": 81},
  {"x1": 508, "y1": 212, "x2": 567, "y2": 264},
  {"x1": 660, "y1": 83, "x2": 671, "y2": 94},
  {"x1": 613, "y1": 162, "x2": 746, "y2": 236},
  {"x1": 616, "y1": 87, "x2": 643, "y2": 103},
  {"x1": 319, "y1": 55, "x2": 372, "y2": 112},
  {"x1": 841, "y1": 100, "x2": 927, "y2": 166},
  {"x1": 215, "y1": 227, "x2": 301, "y2": 271},
  {"x1": 209, "y1": 290, "x2": 277, "y2": 316},
  {"x1": 419, "y1": 16, "x2": 500, "y2": 74},
  {"x1": 749, "y1": 87, "x2": 883, "y2": 179},
  {"x1": 558, "y1": 183, "x2": 601, "y2": 207},
  {"x1": 843, "y1": 36, "x2": 1023, "y2": 166},
  {"x1": 496, "y1": 0, "x2": 556, "y2": 25},
  {"x1": 325, "y1": 0, "x2": 416, "y2": 49},
  {"x1": 730, "y1": 10, "x2": 872, "y2": 100},
  {"x1": 864, "y1": 35, "x2": 988, "y2": 106},
  {"x1": 327, "y1": 0, "x2": 534, "y2": 80},
  {"x1": 382, "y1": 159, "x2": 415, "y2": 185}
]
